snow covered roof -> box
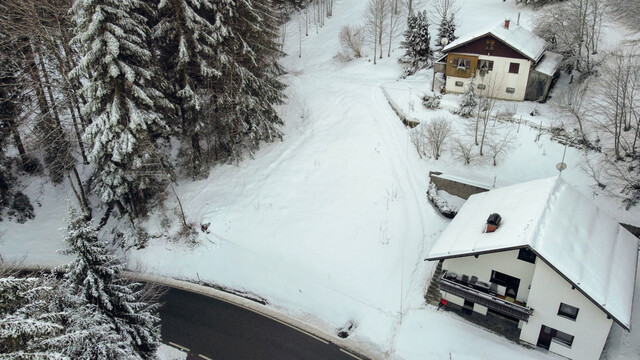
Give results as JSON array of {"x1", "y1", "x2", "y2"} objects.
[
  {"x1": 442, "y1": 22, "x2": 547, "y2": 62},
  {"x1": 534, "y1": 51, "x2": 563, "y2": 77},
  {"x1": 426, "y1": 177, "x2": 638, "y2": 330}
]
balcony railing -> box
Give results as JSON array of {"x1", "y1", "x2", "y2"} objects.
[{"x1": 440, "y1": 277, "x2": 534, "y2": 321}]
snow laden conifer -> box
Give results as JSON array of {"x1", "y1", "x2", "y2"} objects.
[
  {"x1": 208, "y1": 0, "x2": 286, "y2": 161},
  {"x1": 457, "y1": 78, "x2": 477, "y2": 117},
  {"x1": 0, "y1": 272, "x2": 66, "y2": 358},
  {"x1": 70, "y1": 0, "x2": 171, "y2": 218},
  {"x1": 61, "y1": 207, "x2": 161, "y2": 359},
  {"x1": 399, "y1": 10, "x2": 432, "y2": 77},
  {"x1": 436, "y1": 13, "x2": 457, "y2": 52},
  {"x1": 153, "y1": 0, "x2": 232, "y2": 177}
]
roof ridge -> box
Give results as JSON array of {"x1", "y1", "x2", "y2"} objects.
[{"x1": 527, "y1": 177, "x2": 563, "y2": 250}]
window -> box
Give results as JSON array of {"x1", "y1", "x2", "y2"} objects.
[
  {"x1": 558, "y1": 303, "x2": 579, "y2": 321},
  {"x1": 517, "y1": 248, "x2": 536, "y2": 264},
  {"x1": 479, "y1": 60, "x2": 494, "y2": 71},
  {"x1": 490, "y1": 270, "x2": 509, "y2": 287},
  {"x1": 553, "y1": 329, "x2": 575, "y2": 348},
  {"x1": 506, "y1": 87, "x2": 515, "y2": 94},
  {"x1": 455, "y1": 81, "x2": 464, "y2": 87},
  {"x1": 477, "y1": 84, "x2": 486, "y2": 90},
  {"x1": 509, "y1": 62, "x2": 520, "y2": 74},
  {"x1": 539, "y1": 325, "x2": 575, "y2": 349},
  {"x1": 485, "y1": 39, "x2": 495, "y2": 50},
  {"x1": 454, "y1": 58, "x2": 471, "y2": 71}
]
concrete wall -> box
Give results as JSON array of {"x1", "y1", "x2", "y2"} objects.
[
  {"x1": 443, "y1": 249, "x2": 536, "y2": 304},
  {"x1": 520, "y1": 261, "x2": 612, "y2": 360},
  {"x1": 445, "y1": 54, "x2": 532, "y2": 101},
  {"x1": 429, "y1": 172, "x2": 489, "y2": 200}
]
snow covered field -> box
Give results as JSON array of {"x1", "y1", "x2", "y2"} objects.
[{"x1": 1, "y1": 0, "x2": 639, "y2": 359}]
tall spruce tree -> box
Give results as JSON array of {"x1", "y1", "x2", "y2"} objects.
[
  {"x1": 230, "y1": 0, "x2": 286, "y2": 152},
  {"x1": 436, "y1": 13, "x2": 457, "y2": 52},
  {"x1": 153, "y1": 0, "x2": 232, "y2": 177},
  {"x1": 399, "y1": 10, "x2": 432, "y2": 77},
  {"x1": 70, "y1": 0, "x2": 171, "y2": 218},
  {"x1": 202, "y1": 0, "x2": 286, "y2": 162},
  {"x1": 61, "y1": 207, "x2": 161, "y2": 359}
]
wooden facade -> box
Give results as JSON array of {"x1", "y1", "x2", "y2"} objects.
[
  {"x1": 449, "y1": 35, "x2": 529, "y2": 60},
  {"x1": 445, "y1": 54, "x2": 478, "y2": 78}
]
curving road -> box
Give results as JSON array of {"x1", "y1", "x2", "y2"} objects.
[{"x1": 159, "y1": 287, "x2": 365, "y2": 360}]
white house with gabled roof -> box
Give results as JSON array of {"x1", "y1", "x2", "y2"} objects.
[
  {"x1": 425, "y1": 177, "x2": 638, "y2": 360},
  {"x1": 434, "y1": 20, "x2": 562, "y2": 101}
]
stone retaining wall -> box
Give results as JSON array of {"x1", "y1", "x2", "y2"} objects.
[{"x1": 428, "y1": 171, "x2": 490, "y2": 200}]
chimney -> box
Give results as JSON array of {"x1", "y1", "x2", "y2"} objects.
[
  {"x1": 517, "y1": 13, "x2": 521, "y2": 26},
  {"x1": 504, "y1": 19, "x2": 510, "y2": 29},
  {"x1": 486, "y1": 213, "x2": 502, "y2": 233}
]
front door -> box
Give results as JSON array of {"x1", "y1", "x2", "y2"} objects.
[{"x1": 537, "y1": 325, "x2": 553, "y2": 350}]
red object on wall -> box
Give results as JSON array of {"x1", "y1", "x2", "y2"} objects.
[{"x1": 440, "y1": 298, "x2": 448, "y2": 306}]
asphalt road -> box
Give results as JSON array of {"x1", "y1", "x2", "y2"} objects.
[{"x1": 159, "y1": 287, "x2": 363, "y2": 360}]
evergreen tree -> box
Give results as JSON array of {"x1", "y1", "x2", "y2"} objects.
[
  {"x1": 457, "y1": 78, "x2": 477, "y2": 117},
  {"x1": 0, "y1": 273, "x2": 65, "y2": 358},
  {"x1": 399, "y1": 10, "x2": 432, "y2": 77},
  {"x1": 204, "y1": 0, "x2": 286, "y2": 162},
  {"x1": 70, "y1": 0, "x2": 171, "y2": 218},
  {"x1": 153, "y1": 0, "x2": 233, "y2": 177},
  {"x1": 436, "y1": 13, "x2": 457, "y2": 51},
  {"x1": 61, "y1": 207, "x2": 161, "y2": 359}
]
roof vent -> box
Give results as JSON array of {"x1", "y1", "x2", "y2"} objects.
[
  {"x1": 486, "y1": 213, "x2": 502, "y2": 233},
  {"x1": 504, "y1": 19, "x2": 511, "y2": 29}
]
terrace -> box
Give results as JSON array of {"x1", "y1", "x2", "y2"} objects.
[{"x1": 440, "y1": 271, "x2": 534, "y2": 322}]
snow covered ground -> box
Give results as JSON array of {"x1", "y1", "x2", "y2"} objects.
[
  {"x1": 1, "y1": 0, "x2": 639, "y2": 359},
  {"x1": 156, "y1": 344, "x2": 186, "y2": 360}
]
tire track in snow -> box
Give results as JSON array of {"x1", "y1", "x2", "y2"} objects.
[{"x1": 366, "y1": 82, "x2": 444, "y2": 356}]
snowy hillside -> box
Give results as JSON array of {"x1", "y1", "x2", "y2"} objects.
[{"x1": 1, "y1": 0, "x2": 639, "y2": 359}]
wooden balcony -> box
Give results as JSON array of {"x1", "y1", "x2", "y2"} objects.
[{"x1": 440, "y1": 276, "x2": 534, "y2": 321}]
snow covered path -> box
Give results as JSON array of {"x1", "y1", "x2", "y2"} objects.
[{"x1": 2, "y1": 0, "x2": 638, "y2": 358}]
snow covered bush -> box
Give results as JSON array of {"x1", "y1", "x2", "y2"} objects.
[
  {"x1": 8, "y1": 191, "x2": 35, "y2": 224},
  {"x1": 426, "y1": 183, "x2": 458, "y2": 219},
  {"x1": 339, "y1": 25, "x2": 365, "y2": 59},
  {"x1": 421, "y1": 94, "x2": 442, "y2": 109},
  {"x1": 399, "y1": 10, "x2": 432, "y2": 77}
]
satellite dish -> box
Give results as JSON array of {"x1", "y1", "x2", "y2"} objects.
[
  {"x1": 556, "y1": 162, "x2": 567, "y2": 171},
  {"x1": 440, "y1": 37, "x2": 449, "y2": 46}
]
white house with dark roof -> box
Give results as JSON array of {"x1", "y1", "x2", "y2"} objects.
[
  {"x1": 425, "y1": 177, "x2": 638, "y2": 360},
  {"x1": 433, "y1": 20, "x2": 562, "y2": 101}
]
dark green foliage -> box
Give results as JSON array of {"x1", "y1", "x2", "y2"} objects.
[
  {"x1": 436, "y1": 13, "x2": 457, "y2": 52},
  {"x1": 399, "y1": 10, "x2": 433, "y2": 77},
  {"x1": 61, "y1": 207, "x2": 161, "y2": 359}
]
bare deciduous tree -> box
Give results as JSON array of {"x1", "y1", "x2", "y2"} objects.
[
  {"x1": 339, "y1": 25, "x2": 365, "y2": 58},
  {"x1": 425, "y1": 116, "x2": 452, "y2": 160},
  {"x1": 534, "y1": 0, "x2": 606, "y2": 75},
  {"x1": 365, "y1": 0, "x2": 390, "y2": 64},
  {"x1": 430, "y1": 0, "x2": 459, "y2": 23},
  {"x1": 554, "y1": 80, "x2": 591, "y2": 144},
  {"x1": 453, "y1": 136, "x2": 473, "y2": 164},
  {"x1": 486, "y1": 127, "x2": 515, "y2": 166}
]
